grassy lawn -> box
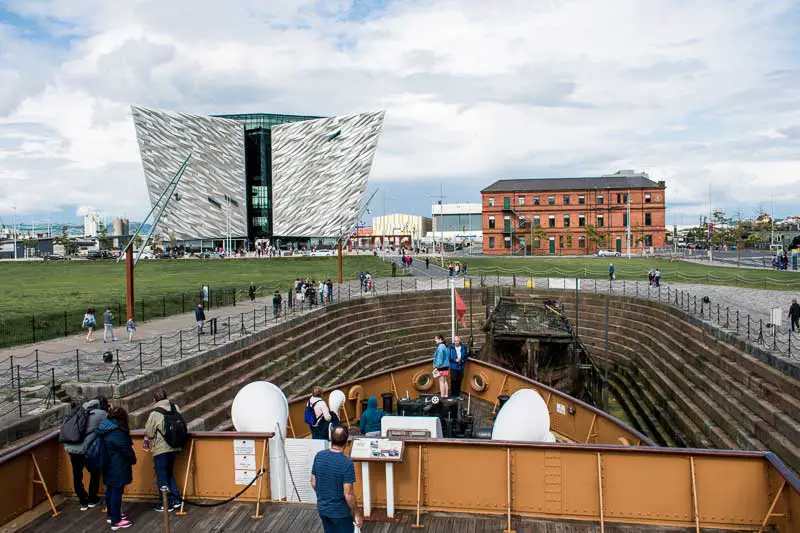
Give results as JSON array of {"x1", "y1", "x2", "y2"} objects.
[
  {"x1": 459, "y1": 257, "x2": 800, "y2": 290},
  {"x1": 0, "y1": 256, "x2": 391, "y2": 320}
]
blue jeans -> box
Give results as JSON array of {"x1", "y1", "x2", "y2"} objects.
[
  {"x1": 320, "y1": 514, "x2": 354, "y2": 533},
  {"x1": 153, "y1": 452, "x2": 180, "y2": 507},
  {"x1": 105, "y1": 485, "x2": 124, "y2": 524}
]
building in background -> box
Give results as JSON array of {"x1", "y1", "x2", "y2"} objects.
[
  {"x1": 83, "y1": 210, "x2": 101, "y2": 237},
  {"x1": 372, "y1": 214, "x2": 432, "y2": 250},
  {"x1": 111, "y1": 218, "x2": 130, "y2": 237},
  {"x1": 481, "y1": 171, "x2": 666, "y2": 256},
  {"x1": 426, "y1": 203, "x2": 483, "y2": 249},
  {"x1": 132, "y1": 106, "x2": 384, "y2": 251}
]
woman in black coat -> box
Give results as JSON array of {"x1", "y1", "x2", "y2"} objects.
[{"x1": 96, "y1": 407, "x2": 136, "y2": 529}]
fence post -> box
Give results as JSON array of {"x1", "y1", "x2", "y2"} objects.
[
  {"x1": 623, "y1": 280, "x2": 626, "y2": 296},
  {"x1": 179, "y1": 330, "x2": 183, "y2": 358},
  {"x1": 747, "y1": 315, "x2": 750, "y2": 339},
  {"x1": 400, "y1": 279, "x2": 403, "y2": 294},
  {"x1": 31, "y1": 316, "x2": 36, "y2": 344},
  {"x1": 228, "y1": 317, "x2": 231, "y2": 341},
  {"x1": 253, "y1": 308, "x2": 256, "y2": 330},
  {"x1": 64, "y1": 311, "x2": 68, "y2": 337},
  {"x1": 35, "y1": 350, "x2": 39, "y2": 381},
  {"x1": 160, "y1": 336, "x2": 163, "y2": 366},
  {"x1": 76, "y1": 349, "x2": 80, "y2": 382},
  {"x1": 17, "y1": 365, "x2": 22, "y2": 418},
  {"x1": 736, "y1": 310, "x2": 739, "y2": 333},
  {"x1": 9, "y1": 356, "x2": 13, "y2": 387},
  {"x1": 415, "y1": 278, "x2": 418, "y2": 291},
  {"x1": 773, "y1": 326, "x2": 777, "y2": 350},
  {"x1": 197, "y1": 328, "x2": 201, "y2": 352},
  {"x1": 139, "y1": 343, "x2": 143, "y2": 374},
  {"x1": 233, "y1": 288, "x2": 236, "y2": 307}
]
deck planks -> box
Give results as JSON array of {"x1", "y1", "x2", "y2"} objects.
[{"x1": 18, "y1": 500, "x2": 748, "y2": 533}]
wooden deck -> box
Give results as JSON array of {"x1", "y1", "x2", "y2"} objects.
[{"x1": 18, "y1": 500, "x2": 746, "y2": 533}]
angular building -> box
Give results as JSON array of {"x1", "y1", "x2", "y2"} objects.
[{"x1": 131, "y1": 106, "x2": 385, "y2": 250}]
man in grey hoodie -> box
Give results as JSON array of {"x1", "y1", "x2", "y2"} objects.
[{"x1": 63, "y1": 396, "x2": 109, "y2": 510}]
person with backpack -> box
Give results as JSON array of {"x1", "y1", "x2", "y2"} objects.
[
  {"x1": 144, "y1": 390, "x2": 187, "y2": 512},
  {"x1": 103, "y1": 306, "x2": 118, "y2": 343},
  {"x1": 195, "y1": 303, "x2": 206, "y2": 334},
  {"x1": 94, "y1": 407, "x2": 136, "y2": 530},
  {"x1": 306, "y1": 386, "x2": 332, "y2": 440},
  {"x1": 60, "y1": 396, "x2": 108, "y2": 510}
]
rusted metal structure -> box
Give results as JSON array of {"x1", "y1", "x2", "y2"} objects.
[{"x1": 1, "y1": 359, "x2": 798, "y2": 532}]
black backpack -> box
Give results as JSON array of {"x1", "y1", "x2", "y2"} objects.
[
  {"x1": 59, "y1": 406, "x2": 91, "y2": 444},
  {"x1": 155, "y1": 403, "x2": 189, "y2": 448}
]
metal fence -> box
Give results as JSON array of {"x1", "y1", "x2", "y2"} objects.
[
  {"x1": 0, "y1": 283, "x2": 293, "y2": 349},
  {"x1": 0, "y1": 274, "x2": 796, "y2": 422}
]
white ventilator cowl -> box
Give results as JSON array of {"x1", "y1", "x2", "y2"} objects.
[
  {"x1": 231, "y1": 381, "x2": 289, "y2": 438},
  {"x1": 491, "y1": 388, "x2": 551, "y2": 442},
  {"x1": 328, "y1": 389, "x2": 346, "y2": 413}
]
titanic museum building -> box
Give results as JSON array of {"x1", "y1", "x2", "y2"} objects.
[{"x1": 131, "y1": 105, "x2": 385, "y2": 251}]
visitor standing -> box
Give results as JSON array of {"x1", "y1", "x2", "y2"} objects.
[
  {"x1": 359, "y1": 396, "x2": 385, "y2": 437},
  {"x1": 195, "y1": 304, "x2": 206, "y2": 334},
  {"x1": 425, "y1": 257, "x2": 429, "y2": 270},
  {"x1": 448, "y1": 336, "x2": 469, "y2": 398},
  {"x1": 307, "y1": 386, "x2": 333, "y2": 440},
  {"x1": 97, "y1": 407, "x2": 136, "y2": 530},
  {"x1": 433, "y1": 334, "x2": 450, "y2": 398},
  {"x1": 789, "y1": 298, "x2": 800, "y2": 333},
  {"x1": 61, "y1": 396, "x2": 108, "y2": 511},
  {"x1": 83, "y1": 307, "x2": 97, "y2": 343},
  {"x1": 144, "y1": 390, "x2": 186, "y2": 512},
  {"x1": 609, "y1": 263, "x2": 615, "y2": 281},
  {"x1": 273, "y1": 290, "x2": 283, "y2": 319},
  {"x1": 654, "y1": 268, "x2": 661, "y2": 287},
  {"x1": 311, "y1": 426, "x2": 362, "y2": 533},
  {"x1": 103, "y1": 307, "x2": 118, "y2": 343},
  {"x1": 248, "y1": 283, "x2": 256, "y2": 303}
]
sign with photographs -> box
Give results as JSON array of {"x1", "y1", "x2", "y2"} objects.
[{"x1": 350, "y1": 438, "x2": 404, "y2": 462}]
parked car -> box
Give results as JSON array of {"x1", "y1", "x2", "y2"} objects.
[
  {"x1": 86, "y1": 250, "x2": 112, "y2": 260},
  {"x1": 310, "y1": 249, "x2": 335, "y2": 257},
  {"x1": 42, "y1": 254, "x2": 65, "y2": 261},
  {"x1": 597, "y1": 249, "x2": 621, "y2": 257}
]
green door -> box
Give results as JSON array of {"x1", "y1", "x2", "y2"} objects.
[
  {"x1": 503, "y1": 197, "x2": 511, "y2": 209},
  {"x1": 504, "y1": 219, "x2": 511, "y2": 232},
  {"x1": 615, "y1": 237, "x2": 622, "y2": 253},
  {"x1": 549, "y1": 237, "x2": 556, "y2": 255}
]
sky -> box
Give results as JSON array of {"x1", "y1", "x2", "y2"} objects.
[{"x1": 1, "y1": 0, "x2": 800, "y2": 228}]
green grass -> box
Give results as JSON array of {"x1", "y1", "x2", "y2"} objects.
[
  {"x1": 0, "y1": 256, "x2": 391, "y2": 320},
  {"x1": 460, "y1": 257, "x2": 800, "y2": 290}
]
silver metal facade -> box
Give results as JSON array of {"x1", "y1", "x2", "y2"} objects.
[
  {"x1": 131, "y1": 106, "x2": 248, "y2": 241},
  {"x1": 271, "y1": 111, "x2": 385, "y2": 238}
]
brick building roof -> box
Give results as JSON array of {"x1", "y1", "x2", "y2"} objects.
[{"x1": 481, "y1": 172, "x2": 664, "y2": 193}]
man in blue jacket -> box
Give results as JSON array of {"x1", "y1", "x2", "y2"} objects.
[
  {"x1": 448, "y1": 336, "x2": 469, "y2": 399},
  {"x1": 63, "y1": 397, "x2": 108, "y2": 510}
]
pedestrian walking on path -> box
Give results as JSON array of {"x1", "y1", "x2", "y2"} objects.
[
  {"x1": 126, "y1": 318, "x2": 136, "y2": 343},
  {"x1": 103, "y1": 307, "x2": 117, "y2": 343},
  {"x1": 790, "y1": 298, "x2": 800, "y2": 332},
  {"x1": 83, "y1": 308, "x2": 97, "y2": 343},
  {"x1": 195, "y1": 304, "x2": 206, "y2": 334}
]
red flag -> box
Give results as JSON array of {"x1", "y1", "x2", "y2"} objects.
[{"x1": 455, "y1": 289, "x2": 467, "y2": 328}]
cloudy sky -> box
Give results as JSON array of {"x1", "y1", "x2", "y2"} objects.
[{"x1": 1, "y1": 0, "x2": 799, "y2": 227}]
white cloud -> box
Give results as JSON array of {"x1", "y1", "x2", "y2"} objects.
[{"x1": 1, "y1": 0, "x2": 800, "y2": 222}]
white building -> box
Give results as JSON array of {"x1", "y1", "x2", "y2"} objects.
[
  {"x1": 426, "y1": 202, "x2": 483, "y2": 246},
  {"x1": 372, "y1": 214, "x2": 432, "y2": 246},
  {"x1": 83, "y1": 210, "x2": 101, "y2": 237}
]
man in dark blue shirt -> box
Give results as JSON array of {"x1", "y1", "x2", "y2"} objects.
[{"x1": 311, "y1": 426, "x2": 362, "y2": 532}]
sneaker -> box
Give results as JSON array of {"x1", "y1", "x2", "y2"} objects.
[
  {"x1": 106, "y1": 513, "x2": 128, "y2": 524},
  {"x1": 87, "y1": 500, "x2": 101, "y2": 509},
  {"x1": 153, "y1": 505, "x2": 175, "y2": 512},
  {"x1": 80, "y1": 504, "x2": 89, "y2": 511},
  {"x1": 170, "y1": 502, "x2": 182, "y2": 511},
  {"x1": 110, "y1": 518, "x2": 133, "y2": 530}
]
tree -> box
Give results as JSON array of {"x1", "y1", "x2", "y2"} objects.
[
  {"x1": 54, "y1": 225, "x2": 78, "y2": 256},
  {"x1": 21, "y1": 238, "x2": 37, "y2": 257},
  {"x1": 529, "y1": 226, "x2": 547, "y2": 255},
  {"x1": 134, "y1": 234, "x2": 144, "y2": 250},
  {"x1": 168, "y1": 231, "x2": 178, "y2": 253},
  {"x1": 585, "y1": 224, "x2": 605, "y2": 252},
  {"x1": 97, "y1": 221, "x2": 112, "y2": 251}
]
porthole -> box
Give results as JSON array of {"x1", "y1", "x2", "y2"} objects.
[
  {"x1": 413, "y1": 370, "x2": 434, "y2": 392},
  {"x1": 470, "y1": 372, "x2": 489, "y2": 393}
]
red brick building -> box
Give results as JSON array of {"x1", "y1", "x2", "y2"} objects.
[{"x1": 481, "y1": 171, "x2": 666, "y2": 255}]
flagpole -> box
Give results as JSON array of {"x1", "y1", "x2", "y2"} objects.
[{"x1": 450, "y1": 278, "x2": 455, "y2": 340}]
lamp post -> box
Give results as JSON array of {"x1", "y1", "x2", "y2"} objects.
[{"x1": 12, "y1": 206, "x2": 17, "y2": 260}]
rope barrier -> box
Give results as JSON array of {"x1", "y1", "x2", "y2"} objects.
[{"x1": 166, "y1": 468, "x2": 266, "y2": 507}]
